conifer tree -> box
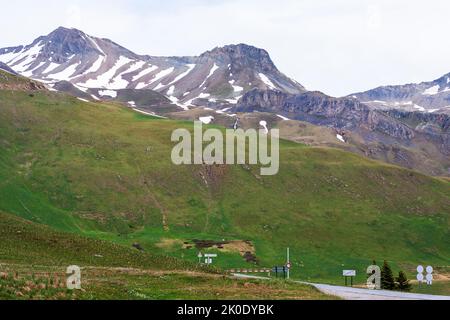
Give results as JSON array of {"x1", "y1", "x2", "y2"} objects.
[
  {"x1": 381, "y1": 260, "x2": 396, "y2": 290},
  {"x1": 396, "y1": 271, "x2": 412, "y2": 292}
]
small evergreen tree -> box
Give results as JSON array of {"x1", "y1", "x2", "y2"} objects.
[
  {"x1": 381, "y1": 260, "x2": 396, "y2": 290},
  {"x1": 396, "y1": 271, "x2": 412, "y2": 292}
]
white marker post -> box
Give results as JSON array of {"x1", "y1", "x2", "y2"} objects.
[{"x1": 286, "y1": 248, "x2": 290, "y2": 280}]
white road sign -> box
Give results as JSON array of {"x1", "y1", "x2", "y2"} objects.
[{"x1": 343, "y1": 270, "x2": 356, "y2": 277}]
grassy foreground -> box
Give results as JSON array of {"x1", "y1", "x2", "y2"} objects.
[{"x1": 0, "y1": 212, "x2": 330, "y2": 300}]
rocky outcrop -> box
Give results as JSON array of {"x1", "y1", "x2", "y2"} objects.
[
  {"x1": 236, "y1": 89, "x2": 450, "y2": 173},
  {"x1": 385, "y1": 109, "x2": 450, "y2": 155},
  {"x1": 236, "y1": 89, "x2": 416, "y2": 140},
  {"x1": 0, "y1": 69, "x2": 46, "y2": 91},
  {"x1": 0, "y1": 62, "x2": 17, "y2": 75}
]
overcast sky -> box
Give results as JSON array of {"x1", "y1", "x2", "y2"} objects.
[{"x1": 1, "y1": 0, "x2": 450, "y2": 96}]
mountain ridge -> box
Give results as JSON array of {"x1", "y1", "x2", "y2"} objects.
[
  {"x1": 0, "y1": 27, "x2": 304, "y2": 108},
  {"x1": 351, "y1": 72, "x2": 450, "y2": 114},
  {"x1": 235, "y1": 88, "x2": 450, "y2": 176}
]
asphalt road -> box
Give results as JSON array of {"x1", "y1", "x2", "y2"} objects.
[{"x1": 231, "y1": 274, "x2": 450, "y2": 300}]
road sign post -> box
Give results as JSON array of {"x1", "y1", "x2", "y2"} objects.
[
  {"x1": 272, "y1": 266, "x2": 287, "y2": 279},
  {"x1": 343, "y1": 270, "x2": 356, "y2": 287},
  {"x1": 417, "y1": 265, "x2": 434, "y2": 286},
  {"x1": 426, "y1": 266, "x2": 433, "y2": 285},
  {"x1": 203, "y1": 253, "x2": 217, "y2": 265}
]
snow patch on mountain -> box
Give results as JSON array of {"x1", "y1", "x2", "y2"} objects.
[
  {"x1": 259, "y1": 120, "x2": 269, "y2": 134},
  {"x1": 199, "y1": 63, "x2": 219, "y2": 88},
  {"x1": 80, "y1": 56, "x2": 133, "y2": 88},
  {"x1": 198, "y1": 93, "x2": 210, "y2": 99},
  {"x1": 336, "y1": 134, "x2": 345, "y2": 143},
  {"x1": 277, "y1": 114, "x2": 290, "y2": 121},
  {"x1": 87, "y1": 36, "x2": 106, "y2": 56},
  {"x1": 132, "y1": 65, "x2": 158, "y2": 82},
  {"x1": 199, "y1": 116, "x2": 214, "y2": 124},
  {"x1": 108, "y1": 61, "x2": 148, "y2": 89},
  {"x1": 167, "y1": 64, "x2": 196, "y2": 86},
  {"x1": 229, "y1": 80, "x2": 243, "y2": 92},
  {"x1": 154, "y1": 83, "x2": 165, "y2": 90},
  {"x1": 50, "y1": 62, "x2": 81, "y2": 80},
  {"x1": 22, "y1": 61, "x2": 46, "y2": 77},
  {"x1": 10, "y1": 42, "x2": 44, "y2": 66},
  {"x1": 423, "y1": 85, "x2": 440, "y2": 95},
  {"x1": 225, "y1": 96, "x2": 242, "y2": 104},
  {"x1": 259, "y1": 73, "x2": 276, "y2": 89},
  {"x1": 167, "y1": 85, "x2": 175, "y2": 95},
  {"x1": 42, "y1": 62, "x2": 60, "y2": 75},
  {"x1": 84, "y1": 56, "x2": 104, "y2": 74},
  {"x1": 149, "y1": 67, "x2": 174, "y2": 86},
  {"x1": 98, "y1": 89, "x2": 117, "y2": 98}
]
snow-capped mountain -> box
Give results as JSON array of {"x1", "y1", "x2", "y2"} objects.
[
  {"x1": 350, "y1": 73, "x2": 450, "y2": 114},
  {"x1": 0, "y1": 27, "x2": 304, "y2": 108}
]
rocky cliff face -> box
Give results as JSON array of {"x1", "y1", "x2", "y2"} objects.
[
  {"x1": 236, "y1": 89, "x2": 450, "y2": 174},
  {"x1": 236, "y1": 89, "x2": 417, "y2": 140},
  {"x1": 385, "y1": 109, "x2": 450, "y2": 155}
]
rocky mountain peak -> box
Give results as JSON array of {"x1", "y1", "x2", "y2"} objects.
[
  {"x1": 201, "y1": 44, "x2": 277, "y2": 73},
  {"x1": 0, "y1": 27, "x2": 304, "y2": 106},
  {"x1": 36, "y1": 27, "x2": 104, "y2": 62}
]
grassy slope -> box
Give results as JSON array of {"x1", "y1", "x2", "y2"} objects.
[
  {"x1": 0, "y1": 211, "x2": 330, "y2": 300},
  {"x1": 0, "y1": 211, "x2": 195, "y2": 269},
  {"x1": 0, "y1": 87, "x2": 449, "y2": 286}
]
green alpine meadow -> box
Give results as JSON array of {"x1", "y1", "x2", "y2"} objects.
[{"x1": 0, "y1": 69, "x2": 448, "y2": 299}]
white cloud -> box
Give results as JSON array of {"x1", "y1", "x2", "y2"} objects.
[
  {"x1": 366, "y1": 4, "x2": 382, "y2": 30},
  {"x1": 1, "y1": 0, "x2": 450, "y2": 96}
]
